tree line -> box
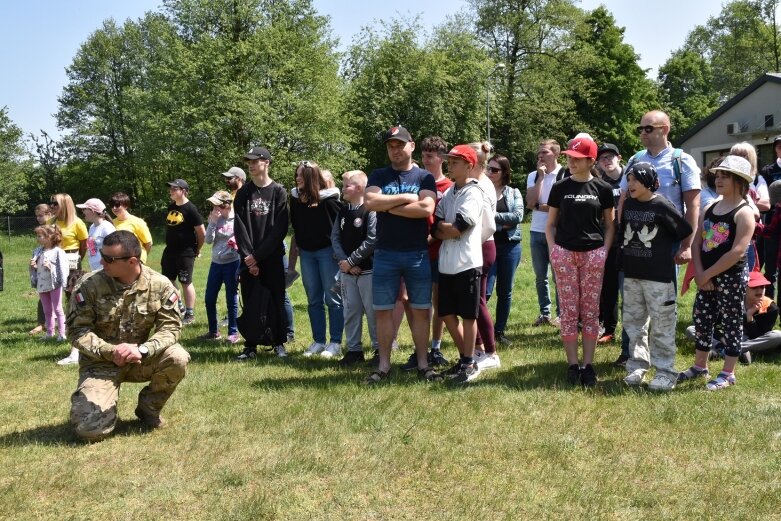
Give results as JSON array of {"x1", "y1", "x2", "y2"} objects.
[{"x1": 1, "y1": 0, "x2": 780, "y2": 218}]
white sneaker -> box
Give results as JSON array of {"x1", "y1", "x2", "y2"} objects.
[
  {"x1": 473, "y1": 349, "x2": 486, "y2": 362},
  {"x1": 56, "y1": 335, "x2": 68, "y2": 342},
  {"x1": 273, "y1": 344, "x2": 288, "y2": 358},
  {"x1": 321, "y1": 342, "x2": 342, "y2": 359},
  {"x1": 56, "y1": 356, "x2": 78, "y2": 366},
  {"x1": 648, "y1": 374, "x2": 676, "y2": 391},
  {"x1": 303, "y1": 342, "x2": 325, "y2": 357},
  {"x1": 624, "y1": 368, "x2": 646, "y2": 386},
  {"x1": 476, "y1": 353, "x2": 501, "y2": 370}
]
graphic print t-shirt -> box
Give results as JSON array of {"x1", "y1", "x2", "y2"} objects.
[
  {"x1": 368, "y1": 165, "x2": 436, "y2": 251},
  {"x1": 621, "y1": 196, "x2": 692, "y2": 283},
  {"x1": 164, "y1": 200, "x2": 203, "y2": 256},
  {"x1": 547, "y1": 176, "x2": 614, "y2": 251},
  {"x1": 700, "y1": 202, "x2": 748, "y2": 273}
]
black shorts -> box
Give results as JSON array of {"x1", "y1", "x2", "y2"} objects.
[
  {"x1": 438, "y1": 268, "x2": 481, "y2": 319},
  {"x1": 161, "y1": 253, "x2": 195, "y2": 284}
]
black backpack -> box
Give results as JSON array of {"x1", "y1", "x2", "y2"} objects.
[{"x1": 236, "y1": 271, "x2": 279, "y2": 346}]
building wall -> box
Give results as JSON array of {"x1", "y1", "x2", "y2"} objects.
[{"x1": 680, "y1": 82, "x2": 781, "y2": 168}]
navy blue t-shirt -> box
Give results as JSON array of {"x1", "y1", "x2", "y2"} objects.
[{"x1": 368, "y1": 165, "x2": 436, "y2": 251}]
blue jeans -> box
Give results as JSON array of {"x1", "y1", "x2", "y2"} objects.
[
  {"x1": 205, "y1": 259, "x2": 240, "y2": 335},
  {"x1": 530, "y1": 231, "x2": 555, "y2": 316},
  {"x1": 486, "y1": 241, "x2": 521, "y2": 333},
  {"x1": 299, "y1": 246, "x2": 343, "y2": 344},
  {"x1": 372, "y1": 249, "x2": 432, "y2": 310}
]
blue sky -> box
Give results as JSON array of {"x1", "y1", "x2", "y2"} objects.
[{"x1": 0, "y1": 0, "x2": 726, "y2": 138}]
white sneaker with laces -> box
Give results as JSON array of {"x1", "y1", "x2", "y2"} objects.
[
  {"x1": 624, "y1": 368, "x2": 646, "y2": 386},
  {"x1": 303, "y1": 342, "x2": 325, "y2": 357},
  {"x1": 648, "y1": 374, "x2": 676, "y2": 391},
  {"x1": 476, "y1": 353, "x2": 501, "y2": 370},
  {"x1": 321, "y1": 342, "x2": 342, "y2": 359},
  {"x1": 273, "y1": 344, "x2": 288, "y2": 358}
]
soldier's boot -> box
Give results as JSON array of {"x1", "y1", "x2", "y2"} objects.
[{"x1": 135, "y1": 404, "x2": 166, "y2": 429}]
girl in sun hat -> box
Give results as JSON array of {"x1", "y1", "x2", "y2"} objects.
[
  {"x1": 680, "y1": 155, "x2": 756, "y2": 390},
  {"x1": 545, "y1": 134, "x2": 616, "y2": 388}
]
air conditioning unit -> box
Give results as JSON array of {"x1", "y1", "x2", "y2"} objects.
[{"x1": 726, "y1": 122, "x2": 742, "y2": 135}]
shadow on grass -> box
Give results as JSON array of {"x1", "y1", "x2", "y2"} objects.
[
  {"x1": 1, "y1": 317, "x2": 34, "y2": 327},
  {"x1": 0, "y1": 419, "x2": 152, "y2": 447}
]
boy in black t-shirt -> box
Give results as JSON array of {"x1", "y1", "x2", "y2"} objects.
[
  {"x1": 162, "y1": 179, "x2": 205, "y2": 325},
  {"x1": 620, "y1": 163, "x2": 692, "y2": 391}
]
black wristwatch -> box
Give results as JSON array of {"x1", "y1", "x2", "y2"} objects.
[{"x1": 138, "y1": 344, "x2": 150, "y2": 359}]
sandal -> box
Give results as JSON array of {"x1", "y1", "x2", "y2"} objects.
[
  {"x1": 364, "y1": 370, "x2": 389, "y2": 385},
  {"x1": 417, "y1": 366, "x2": 443, "y2": 382}
]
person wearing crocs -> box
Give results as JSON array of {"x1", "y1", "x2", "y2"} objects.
[
  {"x1": 202, "y1": 190, "x2": 241, "y2": 344},
  {"x1": 680, "y1": 155, "x2": 756, "y2": 390},
  {"x1": 363, "y1": 126, "x2": 440, "y2": 384},
  {"x1": 620, "y1": 163, "x2": 692, "y2": 390}
]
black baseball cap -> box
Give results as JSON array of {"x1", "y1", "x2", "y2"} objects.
[
  {"x1": 383, "y1": 126, "x2": 413, "y2": 143},
  {"x1": 244, "y1": 146, "x2": 272, "y2": 161},
  {"x1": 167, "y1": 179, "x2": 190, "y2": 191},
  {"x1": 597, "y1": 143, "x2": 620, "y2": 159}
]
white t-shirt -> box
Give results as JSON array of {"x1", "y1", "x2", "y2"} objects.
[
  {"x1": 86, "y1": 220, "x2": 116, "y2": 270},
  {"x1": 526, "y1": 165, "x2": 562, "y2": 233},
  {"x1": 477, "y1": 174, "x2": 497, "y2": 242}
]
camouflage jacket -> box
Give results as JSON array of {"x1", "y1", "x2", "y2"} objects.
[{"x1": 66, "y1": 265, "x2": 181, "y2": 363}]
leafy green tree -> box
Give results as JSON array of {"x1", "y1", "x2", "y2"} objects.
[
  {"x1": 657, "y1": 50, "x2": 720, "y2": 141},
  {"x1": 344, "y1": 17, "x2": 490, "y2": 170},
  {"x1": 569, "y1": 7, "x2": 659, "y2": 156},
  {"x1": 0, "y1": 107, "x2": 31, "y2": 214}
]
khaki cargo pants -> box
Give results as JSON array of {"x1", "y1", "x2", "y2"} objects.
[{"x1": 70, "y1": 345, "x2": 190, "y2": 441}]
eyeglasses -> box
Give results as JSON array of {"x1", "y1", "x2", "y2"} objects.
[
  {"x1": 487, "y1": 166, "x2": 502, "y2": 174},
  {"x1": 49, "y1": 201, "x2": 59, "y2": 207},
  {"x1": 100, "y1": 250, "x2": 135, "y2": 263},
  {"x1": 111, "y1": 203, "x2": 123, "y2": 208},
  {"x1": 636, "y1": 125, "x2": 665, "y2": 134}
]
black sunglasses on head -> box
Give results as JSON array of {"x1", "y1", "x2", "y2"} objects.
[{"x1": 100, "y1": 250, "x2": 135, "y2": 263}]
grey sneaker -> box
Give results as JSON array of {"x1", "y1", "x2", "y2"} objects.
[
  {"x1": 182, "y1": 312, "x2": 195, "y2": 325},
  {"x1": 624, "y1": 369, "x2": 646, "y2": 386},
  {"x1": 321, "y1": 342, "x2": 341, "y2": 359},
  {"x1": 648, "y1": 374, "x2": 676, "y2": 391},
  {"x1": 273, "y1": 344, "x2": 288, "y2": 358}
]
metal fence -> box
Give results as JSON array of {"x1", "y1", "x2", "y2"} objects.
[{"x1": 1, "y1": 216, "x2": 39, "y2": 244}]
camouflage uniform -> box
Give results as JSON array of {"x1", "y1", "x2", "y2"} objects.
[{"x1": 66, "y1": 265, "x2": 189, "y2": 441}]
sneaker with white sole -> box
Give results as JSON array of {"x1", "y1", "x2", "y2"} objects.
[
  {"x1": 648, "y1": 374, "x2": 676, "y2": 391},
  {"x1": 273, "y1": 344, "x2": 288, "y2": 358},
  {"x1": 449, "y1": 362, "x2": 480, "y2": 384},
  {"x1": 476, "y1": 353, "x2": 501, "y2": 370},
  {"x1": 321, "y1": 342, "x2": 341, "y2": 359},
  {"x1": 705, "y1": 371, "x2": 735, "y2": 391},
  {"x1": 624, "y1": 368, "x2": 646, "y2": 386},
  {"x1": 57, "y1": 355, "x2": 79, "y2": 366},
  {"x1": 303, "y1": 342, "x2": 325, "y2": 357}
]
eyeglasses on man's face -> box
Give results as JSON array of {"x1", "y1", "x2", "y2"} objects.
[{"x1": 100, "y1": 250, "x2": 135, "y2": 263}]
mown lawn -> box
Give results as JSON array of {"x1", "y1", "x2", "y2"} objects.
[{"x1": 1, "y1": 233, "x2": 780, "y2": 520}]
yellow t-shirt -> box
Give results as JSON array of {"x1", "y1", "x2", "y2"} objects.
[
  {"x1": 113, "y1": 214, "x2": 153, "y2": 263},
  {"x1": 56, "y1": 218, "x2": 89, "y2": 251}
]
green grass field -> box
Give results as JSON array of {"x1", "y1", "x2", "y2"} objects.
[{"x1": 1, "y1": 233, "x2": 780, "y2": 520}]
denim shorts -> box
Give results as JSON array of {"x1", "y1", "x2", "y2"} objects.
[{"x1": 372, "y1": 249, "x2": 432, "y2": 310}]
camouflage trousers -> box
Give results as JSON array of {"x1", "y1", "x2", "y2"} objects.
[
  {"x1": 70, "y1": 345, "x2": 190, "y2": 442},
  {"x1": 622, "y1": 278, "x2": 678, "y2": 379}
]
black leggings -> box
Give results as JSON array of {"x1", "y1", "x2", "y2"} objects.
[{"x1": 692, "y1": 268, "x2": 746, "y2": 357}]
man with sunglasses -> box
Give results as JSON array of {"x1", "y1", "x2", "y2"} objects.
[
  {"x1": 67, "y1": 230, "x2": 189, "y2": 442},
  {"x1": 618, "y1": 110, "x2": 700, "y2": 265}
]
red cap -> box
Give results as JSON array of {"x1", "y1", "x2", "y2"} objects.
[
  {"x1": 562, "y1": 136, "x2": 598, "y2": 160},
  {"x1": 748, "y1": 271, "x2": 771, "y2": 288},
  {"x1": 443, "y1": 144, "x2": 477, "y2": 167}
]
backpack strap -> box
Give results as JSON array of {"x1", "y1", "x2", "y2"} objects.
[{"x1": 671, "y1": 148, "x2": 683, "y2": 186}]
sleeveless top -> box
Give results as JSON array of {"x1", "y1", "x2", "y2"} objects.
[{"x1": 700, "y1": 201, "x2": 748, "y2": 273}]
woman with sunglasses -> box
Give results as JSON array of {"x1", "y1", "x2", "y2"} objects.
[
  {"x1": 485, "y1": 154, "x2": 524, "y2": 346},
  {"x1": 288, "y1": 160, "x2": 344, "y2": 358},
  {"x1": 50, "y1": 193, "x2": 88, "y2": 272},
  {"x1": 109, "y1": 192, "x2": 153, "y2": 264}
]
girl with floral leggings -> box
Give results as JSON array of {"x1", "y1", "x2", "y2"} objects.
[{"x1": 546, "y1": 135, "x2": 615, "y2": 387}]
